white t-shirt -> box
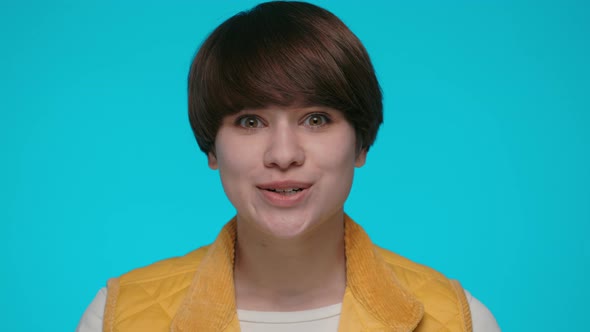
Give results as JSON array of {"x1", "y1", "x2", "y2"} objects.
[
  {"x1": 239, "y1": 302, "x2": 341, "y2": 332},
  {"x1": 76, "y1": 288, "x2": 500, "y2": 331}
]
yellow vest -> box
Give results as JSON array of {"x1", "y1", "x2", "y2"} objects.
[{"x1": 104, "y1": 215, "x2": 472, "y2": 331}]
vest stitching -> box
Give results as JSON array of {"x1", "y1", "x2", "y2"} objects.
[
  {"x1": 115, "y1": 286, "x2": 163, "y2": 324},
  {"x1": 119, "y1": 267, "x2": 201, "y2": 285},
  {"x1": 450, "y1": 280, "x2": 472, "y2": 332},
  {"x1": 103, "y1": 278, "x2": 119, "y2": 332},
  {"x1": 137, "y1": 283, "x2": 175, "y2": 319},
  {"x1": 434, "y1": 312, "x2": 463, "y2": 332},
  {"x1": 117, "y1": 284, "x2": 189, "y2": 323}
]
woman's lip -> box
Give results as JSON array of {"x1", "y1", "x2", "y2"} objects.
[
  {"x1": 257, "y1": 186, "x2": 311, "y2": 208},
  {"x1": 256, "y1": 181, "x2": 313, "y2": 191}
]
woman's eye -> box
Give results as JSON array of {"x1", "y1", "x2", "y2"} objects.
[
  {"x1": 238, "y1": 116, "x2": 264, "y2": 128},
  {"x1": 304, "y1": 113, "x2": 330, "y2": 127}
]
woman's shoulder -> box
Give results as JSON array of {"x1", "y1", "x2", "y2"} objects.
[
  {"x1": 374, "y1": 246, "x2": 500, "y2": 331},
  {"x1": 116, "y1": 245, "x2": 211, "y2": 285},
  {"x1": 374, "y1": 246, "x2": 450, "y2": 282}
]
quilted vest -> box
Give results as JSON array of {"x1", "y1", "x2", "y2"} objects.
[{"x1": 103, "y1": 215, "x2": 472, "y2": 332}]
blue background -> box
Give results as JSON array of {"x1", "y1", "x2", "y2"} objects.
[{"x1": 1, "y1": 0, "x2": 588, "y2": 330}]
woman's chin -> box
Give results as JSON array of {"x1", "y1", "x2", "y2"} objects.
[
  {"x1": 261, "y1": 217, "x2": 312, "y2": 239},
  {"x1": 242, "y1": 211, "x2": 316, "y2": 240}
]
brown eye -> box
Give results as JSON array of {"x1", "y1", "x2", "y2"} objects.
[
  {"x1": 238, "y1": 116, "x2": 263, "y2": 128},
  {"x1": 304, "y1": 113, "x2": 329, "y2": 127}
]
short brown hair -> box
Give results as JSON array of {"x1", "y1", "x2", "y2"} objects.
[{"x1": 188, "y1": 1, "x2": 383, "y2": 154}]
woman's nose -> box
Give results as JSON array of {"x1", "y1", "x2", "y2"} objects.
[{"x1": 263, "y1": 125, "x2": 305, "y2": 170}]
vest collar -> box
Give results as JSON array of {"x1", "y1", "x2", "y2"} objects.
[{"x1": 171, "y1": 215, "x2": 423, "y2": 331}]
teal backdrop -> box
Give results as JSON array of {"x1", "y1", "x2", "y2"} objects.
[{"x1": 1, "y1": 0, "x2": 588, "y2": 331}]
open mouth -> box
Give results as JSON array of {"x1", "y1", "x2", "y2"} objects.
[
  {"x1": 257, "y1": 182, "x2": 311, "y2": 206},
  {"x1": 265, "y1": 188, "x2": 303, "y2": 195}
]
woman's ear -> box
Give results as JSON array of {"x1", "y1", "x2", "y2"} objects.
[
  {"x1": 355, "y1": 149, "x2": 367, "y2": 168},
  {"x1": 207, "y1": 152, "x2": 218, "y2": 170}
]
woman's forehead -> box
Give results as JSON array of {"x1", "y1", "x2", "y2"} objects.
[{"x1": 239, "y1": 104, "x2": 341, "y2": 114}]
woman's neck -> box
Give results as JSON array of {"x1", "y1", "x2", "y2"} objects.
[{"x1": 233, "y1": 212, "x2": 346, "y2": 311}]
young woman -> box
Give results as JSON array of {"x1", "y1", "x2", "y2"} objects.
[{"x1": 77, "y1": 2, "x2": 499, "y2": 331}]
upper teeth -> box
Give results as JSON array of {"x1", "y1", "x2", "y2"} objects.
[{"x1": 272, "y1": 188, "x2": 301, "y2": 193}]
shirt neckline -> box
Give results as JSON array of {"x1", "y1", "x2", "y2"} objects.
[{"x1": 237, "y1": 303, "x2": 342, "y2": 324}]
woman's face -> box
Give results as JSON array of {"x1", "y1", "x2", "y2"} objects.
[{"x1": 208, "y1": 106, "x2": 366, "y2": 238}]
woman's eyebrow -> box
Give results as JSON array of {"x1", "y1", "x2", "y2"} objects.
[{"x1": 235, "y1": 108, "x2": 267, "y2": 114}]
